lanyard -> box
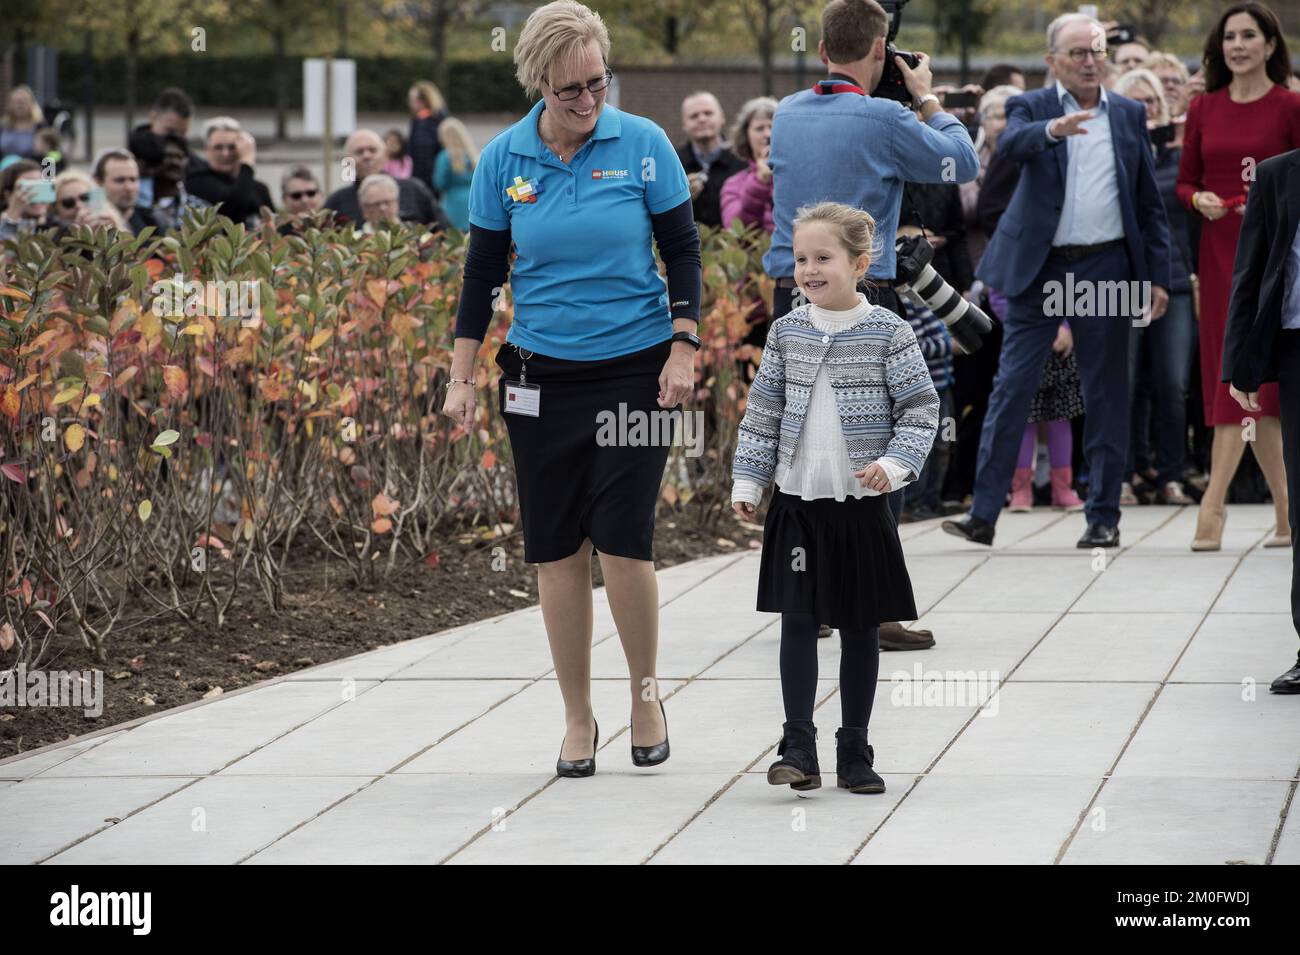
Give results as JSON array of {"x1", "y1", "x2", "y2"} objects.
[{"x1": 812, "y1": 77, "x2": 867, "y2": 96}]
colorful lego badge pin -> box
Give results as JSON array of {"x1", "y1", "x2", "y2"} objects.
[{"x1": 507, "y1": 175, "x2": 542, "y2": 203}]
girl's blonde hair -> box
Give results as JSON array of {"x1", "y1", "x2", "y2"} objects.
[
  {"x1": 437, "y1": 117, "x2": 480, "y2": 174},
  {"x1": 514, "y1": 0, "x2": 611, "y2": 100},
  {"x1": 792, "y1": 201, "x2": 880, "y2": 271},
  {"x1": 410, "y1": 81, "x2": 447, "y2": 115}
]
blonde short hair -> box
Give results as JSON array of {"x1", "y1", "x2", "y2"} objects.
[
  {"x1": 978, "y1": 84, "x2": 1022, "y2": 120},
  {"x1": 54, "y1": 170, "x2": 95, "y2": 195},
  {"x1": 514, "y1": 1, "x2": 611, "y2": 100},
  {"x1": 792, "y1": 201, "x2": 880, "y2": 268},
  {"x1": 1145, "y1": 51, "x2": 1190, "y2": 83},
  {"x1": 1113, "y1": 67, "x2": 1170, "y2": 125}
]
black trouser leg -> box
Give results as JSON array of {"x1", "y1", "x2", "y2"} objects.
[
  {"x1": 1276, "y1": 330, "x2": 1300, "y2": 640},
  {"x1": 779, "y1": 611, "x2": 820, "y2": 722},
  {"x1": 838, "y1": 625, "x2": 881, "y2": 728}
]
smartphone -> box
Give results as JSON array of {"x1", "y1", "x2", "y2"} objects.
[
  {"x1": 21, "y1": 179, "x2": 56, "y2": 204},
  {"x1": 86, "y1": 187, "x2": 106, "y2": 214},
  {"x1": 943, "y1": 91, "x2": 979, "y2": 109},
  {"x1": 1107, "y1": 23, "x2": 1139, "y2": 44}
]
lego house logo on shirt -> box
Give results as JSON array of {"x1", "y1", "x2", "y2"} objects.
[{"x1": 591, "y1": 168, "x2": 629, "y2": 179}]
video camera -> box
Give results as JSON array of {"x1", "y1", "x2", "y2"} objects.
[{"x1": 872, "y1": 0, "x2": 922, "y2": 104}]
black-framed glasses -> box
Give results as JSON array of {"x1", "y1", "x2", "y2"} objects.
[
  {"x1": 1055, "y1": 47, "x2": 1108, "y2": 63},
  {"x1": 287, "y1": 189, "x2": 319, "y2": 200},
  {"x1": 59, "y1": 193, "x2": 90, "y2": 209},
  {"x1": 549, "y1": 68, "x2": 613, "y2": 101}
]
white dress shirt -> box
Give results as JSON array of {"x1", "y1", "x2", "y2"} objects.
[{"x1": 1045, "y1": 80, "x2": 1125, "y2": 246}]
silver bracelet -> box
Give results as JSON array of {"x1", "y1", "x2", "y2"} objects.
[{"x1": 445, "y1": 377, "x2": 473, "y2": 389}]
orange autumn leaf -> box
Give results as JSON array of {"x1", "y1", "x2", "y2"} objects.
[
  {"x1": 371, "y1": 516, "x2": 393, "y2": 535},
  {"x1": 366, "y1": 279, "x2": 389, "y2": 307},
  {"x1": 480, "y1": 448, "x2": 496, "y2": 469},
  {"x1": 162, "y1": 365, "x2": 188, "y2": 400},
  {"x1": 372, "y1": 492, "x2": 399, "y2": 516},
  {"x1": 1, "y1": 386, "x2": 18, "y2": 419}
]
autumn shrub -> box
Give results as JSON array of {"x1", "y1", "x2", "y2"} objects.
[{"x1": 0, "y1": 211, "x2": 771, "y2": 664}]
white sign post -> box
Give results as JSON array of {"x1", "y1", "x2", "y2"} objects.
[{"x1": 304, "y1": 58, "x2": 357, "y2": 193}]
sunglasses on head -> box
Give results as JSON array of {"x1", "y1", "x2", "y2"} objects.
[
  {"x1": 287, "y1": 188, "x2": 319, "y2": 200},
  {"x1": 59, "y1": 193, "x2": 91, "y2": 209}
]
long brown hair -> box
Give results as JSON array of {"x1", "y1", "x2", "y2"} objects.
[{"x1": 1202, "y1": 2, "x2": 1291, "y2": 92}]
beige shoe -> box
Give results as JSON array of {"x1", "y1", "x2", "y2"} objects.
[{"x1": 1191, "y1": 505, "x2": 1225, "y2": 551}]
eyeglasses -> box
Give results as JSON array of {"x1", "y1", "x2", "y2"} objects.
[
  {"x1": 548, "y1": 68, "x2": 613, "y2": 101},
  {"x1": 361, "y1": 199, "x2": 397, "y2": 211},
  {"x1": 287, "y1": 189, "x2": 319, "y2": 200},
  {"x1": 59, "y1": 193, "x2": 90, "y2": 209},
  {"x1": 1055, "y1": 47, "x2": 1108, "y2": 63},
  {"x1": 1159, "y1": 75, "x2": 1186, "y2": 88}
]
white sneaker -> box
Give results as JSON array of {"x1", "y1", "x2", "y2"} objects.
[
  {"x1": 1119, "y1": 481, "x2": 1138, "y2": 506},
  {"x1": 1159, "y1": 481, "x2": 1194, "y2": 505}
]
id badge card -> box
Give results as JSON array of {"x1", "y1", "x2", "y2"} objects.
[
  {"x1": 504, "y1": 380, "x2": 540, "y2": 416},
  {"x1": 504, "y1": 346, "x2": 540, "y2": 416}
]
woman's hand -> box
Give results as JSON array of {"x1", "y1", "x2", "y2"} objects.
[
  {"x1": 1195, "y1": 191, "x2": 1227, "y2": 221},
  {"x1": 755, "y1": 147, "x2": 772, "y2": 184},
  {"x1": 658, "y1": 344, "x2": 696, "y2": 407},
  {"x1": 1052, "y1": 322, "x2": 1073, "y2": 356},
  {"x1": 733, "y1": 500, "x2": 757, "y2": 519},
  {"x1": 441, "y1": 380, "x2": 476, "y2": 432},
  {"x1": 854, "y1": 461, "x2": 891, "y2": 492}
]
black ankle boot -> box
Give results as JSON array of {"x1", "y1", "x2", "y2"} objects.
[
  {"x1": 767, "y1": 720, "x2": 821, "y2": 790},
  {"x1": 835, "y1": 727, "x2": 885, "y2": 794}
]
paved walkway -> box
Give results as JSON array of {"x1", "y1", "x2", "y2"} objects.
[{"x1": 3, "y1": 504, "x2": 1298, "y2": 865}]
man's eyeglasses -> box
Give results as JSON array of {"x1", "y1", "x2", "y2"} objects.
[
  {"x1": 59, "y1": 193, "x2": 90, "y2": 210},
  {"x1": 287, "y1": 189, "x2": 319, "y2": 201},
  {"x1": 548, "y1": 68, "x2": 613, "y2": 101},
  {"x1": 1055, "y1": 47, "x2": 1108, "y2": 63}
]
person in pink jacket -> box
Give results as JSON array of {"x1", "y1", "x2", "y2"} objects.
[{"x1": 720, "y1": 96, "x2": 778, "y2": 233}]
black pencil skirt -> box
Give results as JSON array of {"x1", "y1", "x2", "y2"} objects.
[
  {"x1": 494, "y1": 338, "x2": 677, "y2": 564},
  {"x1": 756, "y1": 487, "x2": 919, "y2": 630}
]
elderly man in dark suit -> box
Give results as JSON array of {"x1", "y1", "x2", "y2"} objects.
[
  {"x1": 1221, "y1": 148, "x2": 1300, "y2": 693},
  {"x1": 943, "y1": 11, "x2": 1171, "y2": 549}
]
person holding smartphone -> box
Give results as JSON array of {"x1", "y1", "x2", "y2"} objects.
[{"x1": 0, "y1": 160, "x2": 51, "y2": 241}]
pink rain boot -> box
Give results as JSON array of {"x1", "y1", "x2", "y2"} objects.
[
  {"x1": 1051, "y1": 467, "x2": 1084, "y2": 512},
  {"x1": 1009, "y1": 468, "x2": 1034, "y2": 512}
]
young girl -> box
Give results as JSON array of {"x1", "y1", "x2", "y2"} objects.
[
  {"x1": 382, "y1": 129, "x2": 413, "y2": 180},
  {"x1": 732, "y1": 202, "x2": 939, "y2": 794}
]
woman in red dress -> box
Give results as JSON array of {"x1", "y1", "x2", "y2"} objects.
[{"x1": 1177, "y1": 1, "x2": 1300, "y2": 551}]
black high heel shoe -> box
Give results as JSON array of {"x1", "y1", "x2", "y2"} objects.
[
  {"x1": 556, "y1": 718, "x2": 598, "y2": 778},
  {"x1": 631, "y1": 699, "x2": 670, "y2": 767}
]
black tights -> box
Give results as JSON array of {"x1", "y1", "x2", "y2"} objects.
[{"x1": 779, "y1": 611, "x2": 880, "y2": 728}]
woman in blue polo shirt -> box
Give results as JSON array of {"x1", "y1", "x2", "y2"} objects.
[{"x1": 443, "y1": 1, "x2": 702, "y2": 780}]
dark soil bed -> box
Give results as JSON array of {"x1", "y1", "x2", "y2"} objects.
[{"x1": 1, "y1": 509, "x2": 763, "y2": 759}]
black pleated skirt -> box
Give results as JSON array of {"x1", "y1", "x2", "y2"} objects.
[
  {"x1": 494, "y1": 338, "x2": 676, "y2": 564},
  {"x1": 756, "y1": 486, "x2": 918, "y2": 630}
]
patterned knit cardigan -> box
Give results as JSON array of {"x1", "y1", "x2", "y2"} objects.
[{"x1": 732, "y1": 302, "x2": 940, "y2": 489}]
